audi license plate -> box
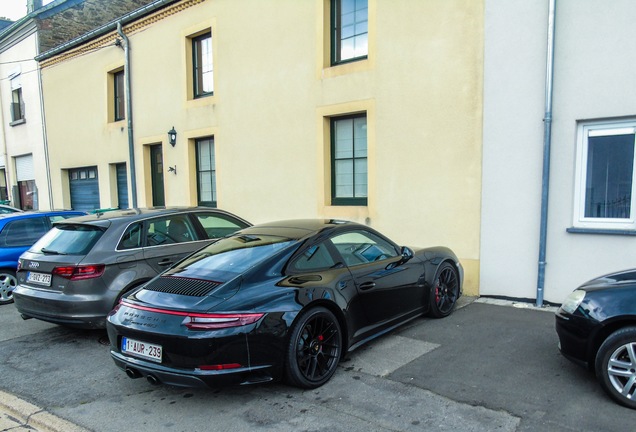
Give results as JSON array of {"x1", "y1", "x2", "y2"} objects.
[
  {"x1": 26, "y1": 271, "x2": 51, "y2": 286},
  {"x1": 121, "y1": 337, "x2": 162, "y2": 363}
]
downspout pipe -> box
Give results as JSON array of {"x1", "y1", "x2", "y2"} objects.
[
  {"x1": 117, "y1": 22, "x2": 138, "y2": 208},
  {"x1": 37, "y1": 62, "x2": 54, "y2": 209},
  {"x1": 537, "y1": 0, "x2": 557, "y2": 307}
]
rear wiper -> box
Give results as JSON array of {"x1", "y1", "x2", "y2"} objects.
[{"x1": 41, "y1": 248, "x2": 66, "y2": 255}]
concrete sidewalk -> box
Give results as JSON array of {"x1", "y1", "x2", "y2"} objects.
[{"x1": 0, "y1": 389, "x2": 90, "y2": 432}]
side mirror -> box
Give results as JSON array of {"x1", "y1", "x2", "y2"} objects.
[{"x1": 400, "y1": 246, "x2": 414, "y2": 263}]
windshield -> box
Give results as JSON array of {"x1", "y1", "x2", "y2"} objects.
[
  {"x1": 30, "y1": 224, "x2": 104, "y2": 255},
  {"x1": 172, "y1": 234, "x2": 295, "y2": 277}
]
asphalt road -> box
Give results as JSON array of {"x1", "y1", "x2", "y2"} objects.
[{"x1": 1, "y1": 299, "x2": 634, "y2": 431}]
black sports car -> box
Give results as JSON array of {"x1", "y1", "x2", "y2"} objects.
[
  {"x1": 107, "y1": 219, "x2": 463, "y2": 389},
  {"x1": 556, "y1": 269, "x2": 636, "y2": 409}
]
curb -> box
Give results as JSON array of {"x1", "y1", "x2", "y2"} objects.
[{"x1": 0, "y1": 389, "x2": 90, "y2": 432}]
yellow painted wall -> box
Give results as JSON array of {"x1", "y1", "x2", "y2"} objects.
[{"x1": 41, "y1": 0, "x2": 483, "y2": 295}]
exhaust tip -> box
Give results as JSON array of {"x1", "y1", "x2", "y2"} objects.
[
  {"x1": 146, "y1": 374, "x2": 160, "y2": 385},
  {"x1": 125, "y1": 367, "x2": 142, "y2": 379}
]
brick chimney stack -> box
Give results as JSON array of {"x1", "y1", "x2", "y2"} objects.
[{"x1": 27, "y1": 0, "x2": 43, "y2": 14}]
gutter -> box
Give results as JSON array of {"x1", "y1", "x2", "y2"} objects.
[
  {"x1": 536, "y1": 0, "x2": 557, "y2": 307},
  {"x1": 117, "y1": 22, "x2": 137, "y2": 208}
]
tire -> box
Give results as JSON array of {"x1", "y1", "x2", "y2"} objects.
[
  {"x1": 285, "y1": 307, "x2": 342, "y2": 389},
  {"x1": 595, "y1": 327, "x2": 636, "y2": 409},
  {"x1": 428, "y1": 262, "x2": 459, "y2": 318},
  {"x1": 0, "y1": 270, "x2": 17, "y2": 305}
]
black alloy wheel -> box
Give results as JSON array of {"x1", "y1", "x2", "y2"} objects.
[
  {"x1": 285, "y1": 307, "x2": 342, "y2": 389},
  {"x1": 429, "y1": 262, "x2": 459, "y2": 318},
  {"x1": 595, "y1": 326, "x2": 636, "y2": 409}
]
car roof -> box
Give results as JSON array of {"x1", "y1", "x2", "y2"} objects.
[
  {"x1": 0, "y1": 210, "x2": 84, "y2": 221},
  {"x1": 59, "y1": 207, "x2": 247, "y2": 225},
  {"x1": 238, "y1": 219, "x2": 359, "y2": 240}
]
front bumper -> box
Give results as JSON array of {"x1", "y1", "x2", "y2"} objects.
[{"x1": 555, "y1": 309, "x2": 598, "y2": 369}]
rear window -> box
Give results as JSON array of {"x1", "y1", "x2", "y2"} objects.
[
  {"x1": 175, "y1": 235, "x2": 295, "y2": 275},
  {"x1": 29, "y1": 224, "x2": 104, "y2": 255}
]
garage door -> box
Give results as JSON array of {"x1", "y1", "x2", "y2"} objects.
[{"x1": 69, "y1": 166, "x2": 99, "y2": 212}]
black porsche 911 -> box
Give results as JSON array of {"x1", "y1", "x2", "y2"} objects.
[
  {"x1": 106, "y1": 219, "x2": 463, "y2": 389},
  {"x1": 556, "y1": 269, "x2": 636, "y2": 409}
]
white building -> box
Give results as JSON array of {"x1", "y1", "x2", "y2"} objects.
[{"x1": 481, "y1": 0, "x2": 636, "y2": 304}]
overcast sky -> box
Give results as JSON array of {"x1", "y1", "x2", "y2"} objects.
[{"x1": 0, "y1": 0, "x2": 55, "y2": 21}]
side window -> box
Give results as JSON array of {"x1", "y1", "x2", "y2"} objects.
[
  {"x1": 118, "y1": 222, "x2": 142, "y2": 250},
  {"x1": 330, "y1": 230, "x2": 398, "y2": 267},
  {"x1": 290, "y1": 242, "x2": 337, "y2": 271},
  {"x1": 0, "y1": 218, "x2": 48, "y2": 247},
  {"x1": 147, "y1": 215, "x2": 198, "y2": 246},
  {"x1": 194, "y1": 213, "x2": 248, "y2": 239}
]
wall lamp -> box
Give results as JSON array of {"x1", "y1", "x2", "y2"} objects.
[{"x1": 168, "y1": 127, "x2": 177, "y2": 147}]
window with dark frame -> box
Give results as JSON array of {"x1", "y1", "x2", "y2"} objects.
[
  {"x1": 193, "y1": 32, "x2": 213, "y2": 98},
  {"x1": 331, "y1": 0, "x2": 368, "y2": 65},
  {"x1": 10, "y1": 87, "x2": 24, "y2": 122},
  {"x1": 331, "y1": 114, "x2": 368, "y2": 206},
  {"x1": 114, "y1": 71, "x2": 125, "y2": 121},
  {"x1": 196, "y1": 137, "x2": 216, "y2": 207}
]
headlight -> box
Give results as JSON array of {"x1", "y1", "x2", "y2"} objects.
[{"x1": 560, "y1": 289, "x2": 586, "y2": 314}]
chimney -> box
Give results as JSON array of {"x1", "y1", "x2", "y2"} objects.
[{"x1": 27, "y1": 0, "x2": 43, "y2": 14}]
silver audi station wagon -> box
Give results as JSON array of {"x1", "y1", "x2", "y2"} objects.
[{"x1": 13, "y1": 208, "x2": 250, "y2": 328}]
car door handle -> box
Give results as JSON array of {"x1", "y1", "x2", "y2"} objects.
[
  {"x1": 359, "y1": 281, "x2": 376, "y2": 291},
  {"x1": 158, "y1": 259, "x2": 174, "y2": 267}
]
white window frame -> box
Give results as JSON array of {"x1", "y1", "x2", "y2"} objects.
[{"x1": 573, "y1": 119, "x2": 636, "y2": 230}]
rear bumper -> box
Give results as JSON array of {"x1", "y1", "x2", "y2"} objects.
[
  {"x1": 110, "y1": 350, "x2": 275, "y2": 388},
  {"x1": 13, "y1": 284, "x2": 114, "y2": 329}
]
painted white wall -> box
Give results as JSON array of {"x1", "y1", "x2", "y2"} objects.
[
  {"x1": 0, "y1": 29, "x2": 51, "y2": 209},
  {"x1": 482, "y1": 0, "x2": 636, "y2": 304}
]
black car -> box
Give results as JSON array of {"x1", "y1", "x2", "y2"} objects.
[
  {"x1": 556, "y1": 269, "x2": 636, "y2": 409},
  {"x1": 14, "y1": 207, "x2": 250, "y2": 328},
  {"x1": 107, "y1": 219, "x2": 463, "y2": 389}
]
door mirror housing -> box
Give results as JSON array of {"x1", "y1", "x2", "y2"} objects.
[{"x1": 400, "y1": 246, "x2": 414, "y2": 263}]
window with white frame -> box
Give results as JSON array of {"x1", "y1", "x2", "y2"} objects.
[{"x1": 573, "y1": 120, "x2": 636, "y2": 230}]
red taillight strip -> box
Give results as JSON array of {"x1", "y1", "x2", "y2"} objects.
[
  {"x1": 121, "y1": 301, "x2": 193, "y2": 316},
  {"x1": 120, "y1": 301, "x2": 264, "y2": 329}
]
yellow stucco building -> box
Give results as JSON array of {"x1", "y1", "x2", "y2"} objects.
[{"x1": 38, "y1": 0, "x2": 483, "y2": 295}]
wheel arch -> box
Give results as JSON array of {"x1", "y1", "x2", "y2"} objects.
[
  {"x1": 293, "y1": 300, "x2": 349, "y2": 358},
  {"x1": 589, "y1": 318, "x2": 636, "y2": 370}
]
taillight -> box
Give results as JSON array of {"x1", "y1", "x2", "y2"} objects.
[
  {"x1": 182, "y1": 313, "x2": 264, "y2": 330},
  {"x1": 120, "y1": 302, "x2": 264, "y2": 330},
  {"x1": 52, "y1": 264, "x2": 105, "y2": 280}
]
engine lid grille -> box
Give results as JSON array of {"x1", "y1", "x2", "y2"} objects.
[{"x1": 143, "y1": 276, "x2": 220, "y2": 297}]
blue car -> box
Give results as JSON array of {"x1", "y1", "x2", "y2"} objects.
[{"x1": 0, "y1": 210, "x2": 85, "y2": 304}]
